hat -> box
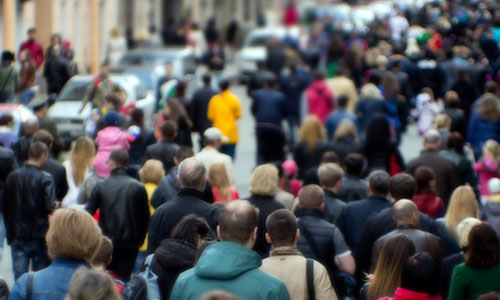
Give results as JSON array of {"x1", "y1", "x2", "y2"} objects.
[
  {"x1": 1, "y1": 51, "x2": 15, "y2": 63},
  {"x1": 203, "y1": 127, "x2": 229, "y2": 142},
  {"x1": 489, "y1": 178, "x2": 500, "y2": 195},
  {"x1": 282, "y1": 160, "x2": 298, "y2": 176},
  {"x1": 104, "y1": 111, "x2": 120, "y2": 127},
  {"x1": 28, "y1": 96, "x2": 48, "y2": 111}
]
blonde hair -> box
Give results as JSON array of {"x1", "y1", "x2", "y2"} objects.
[
  {"x1": 139, "y1": 159, "x2": 165, "y2": 185},
  {"x1": 70, "y1": 137, "x2": 95, "y2": 187},
  {"x1": 433, "y1": 114, "x2": 451, "y2": 130},
  {"x1": 46, "y1": 208, "x2": 102, "y2": 262},
  {"x1": 456, "y1": 217, "x2": 482, "y2": 248},
  {"x1": 444, "y1": 186, "x2": 478, "y2": 241},
  {"x1": 208, "y1": 163, "x2": 232, "y2": 203},
  {"x1": 334, "y1": 119, "x2": 359, "y2": 141},
  {"x1": 249, "y1": 164, "x2": 279, "y2": 196},
  {"x1": 65, "y1": 268, "x2": 120, "y2": 300},
  {"x1": 483, "y1": 139, "x2": 500, "y2": 164},
  {"x1": 298, "y1": 116, "x2": 326, "y2": 152}
]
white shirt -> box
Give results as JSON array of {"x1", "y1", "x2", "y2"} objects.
[
  {"x1": 62, "y1": 160, "x2": 90, "y2": 209},
  {"x1": 195, "y1": 146, "x2": 234, "y2": 185}
]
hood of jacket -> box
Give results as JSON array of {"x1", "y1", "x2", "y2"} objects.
[
  {"x1": 97, "y1": 127, "x2": 128, "y2": 147},
  {"x1": 153, "y1": 239, "x2": 196, "y2": 272},
  {"x1": 195, "y1": 241, "x2": 261, "y2": 280},
  {"x1": 308, "y1": 80, "x2": 328, "y2": 93}
]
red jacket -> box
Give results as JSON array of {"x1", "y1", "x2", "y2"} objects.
[
  {"x1": 380, "y1": 287, "x2": 442, "y2": 300},
  {"x1": 19, "y1": 40, "x2": 45, "y2": 68},
  {"x1": 412, "y1": 193, "x2": 445, "y2": 218},
  {"x1": 306, "y1": 80, "x2": 334, "y2": 123}
]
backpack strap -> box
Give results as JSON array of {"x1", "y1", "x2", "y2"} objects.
[
  {"x1": 26, "y1": 272, "x2": 33, "y2": 300},
  {"x1": 306, "y1": 259, "x2": 315, "y2": 300},
  {"x1": 0, "y1": 67, "x2": 14, "y2": 94}
]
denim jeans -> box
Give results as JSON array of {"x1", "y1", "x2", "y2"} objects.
[
  {"x1": 11, "y1": 238, "x2": 51, "y2": 280},
  {"x1": 219, "y1": 144, "x2": 236, "y2": 160},
  {"x1": 19, "y1": 88, "x2": 37, "y2": 105}
]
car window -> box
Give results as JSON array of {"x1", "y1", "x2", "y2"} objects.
[
  {"x1": 183, "y1": 55, "x2": 197, "y2": 75},
  {"x1": 119, "y1": 52, "x2": 175, "y2": 66},
  {"x1": 58, "y1": 80, "x2": 91, "y2": 100},
  {"x1": 135, "y1": 82, "x2": 148, "y2": 100},
  {"x1": 246, "y1": 35, "x2": 271, "y2": 47}
]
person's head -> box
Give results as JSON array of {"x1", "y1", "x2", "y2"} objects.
[
  {"x1": 174, "y1": 146, "x2": 194, "y2": 166},
  {"x1": 299, "y1": 115, "x2": 326, "y2": 152},
  {"x1": 313, "y1": 70, "x2": 325, "y2": 81},
  {"x1": 91, "y1": 236, "x2": 113, "y2": 269},
  {"x1": 249, "y1": 164, "x2": 279, "y2": 196},
  {"x1": 103, "y1": 94, "x2": 120, "y2": 111},
  {"x1": 318, "y1": 163, "x2": 344, "y2": 192},
  {"x1": 465, "y1": 222, "x2": 500, "y2": 269},
  {"x1": 298, "y1": 184, "x2": 325, "y2": 211},
  {"x1": 65, "y1": 268, "x2": 120, "y2": 300},
  {"x1": 478, "y1": 94, "x2": 500, "y2": 123},
  {"x1": 446, "y1": 132, "x2": 465, "y2": 155},
  {"x1": 1, "y1": 51, "x2": 15, "y2": 66},
  {"x1": 360, "y1": 83, "x2": 383, "y2": 100},
  {"x1": 46, "y1": 208, "x2": 102, "y2": 262},
  {"x1": 265, "y1": 209, "x2": 298, "y2": 248},
  {"x1": 484, "y1": 81, "x2": 498, "y2": 95},
  {"x1": 343, "y1": 153, "x2": 364, "y2": 177},
  {"x1": 444, "y1": 186, "x2": 478, "y2": 241},
  {"x1": 336, "y1": 95, "x2": 349, "y2": 109},
  {"x1": 103, "y1": 111, "x2": 120, "y2": 128},
  {"x1": 217, "y1": 200, "x2": 259, "y2": 248},
  {"x1": 130, "y1": 108, "x2": 144, "y2": 127},
  {"x1": 368, "y1": 170, "x2": 391, "y2": 197},
  {"x1": 164, "y1": 63, "x2": 173, "y2": 77},
  {"x1": 381, "y1": 71, "x2": 399, "y2": 100},
  {"x1": 389, "y1": 173, "x2": 416, "y2": 201},
  {"x1": 22, "y1": 117, "x2": 39, "y2": 136},
  {"x1": 219, "y1": 79, "x2": 230, "y2": 91},
  {"x1": 414, "y1": 166, "x2": 436, "y2": 195},
  {"x1": 27, "y1": 141, "x2": 49, "y2": 167},
  {"x1": 33, "y1": 129, "x2": 53, "y2": 151},
  {"x1": 107, "y1": 148, "x2": 128, "y2": 170},
  {"x1": 70, "y1": 137, "x2": 96, "y2": 187},
  {"x1": 50, "y1": 33, "x2": 62, "y2": 46},
  {"x1": 202, "y1": 73, "x2": 212, "y2": 86},
  {"x1": 456, "y1": 217, "x2": 482, "y2": 249},
  {"x1": 393, "y1": 199, "x2": 420, "y2": 227},
  {"x1": 27, "y1": 28, "x2": 36, "y2": 40},
  {"x1": 422, "y1": 129, "x2": 442, "y2": 151},
  {"x1": 171, "y1": 214, "x2": 215, "y2": 248},
  {"x1": 400, "y1": 253, "x2": 440, "y2": 295},
  {"x1": 0, "y1": 114, "x2": 14, "y2": 129},
  {"x1": 203, "y1": 127, "x2": 228, "y2": 149},
  {"x1": 263, "y1": 73, "x2": 278, "y2": 89},
  {"x1": 333, "y1": 119, "x2": 358, "y2": 142},
  {"x1": 321, "y1": 150, "x2": 339, "y2": 164},
  {"x1": 367, "y1": 233, "x2": 416, "y2": 300},
  {"x1": 139, "y1": 159, "x2": 165, "y2": 185},
  {"x1": 177, "y1": 157, "x2": 207, "y2": 191},
  {"x1": 445, "y1": 91, "x2": 460, "y2": 109},
  {"x1": 208, "y1": 163, "x2": 232, "y2": 202},
  {"x1": 160, "y1": 120, "x2": 178, "y2": 141},
  {"x1": 483, "y1": 139, "x2": 500, "y2": 163},
  {"x1": 433, "y1": 114, "x2": 451, "y2": 130},
  {"x1": 99, "y1": 61, "x2": 110, "y2": 78}
]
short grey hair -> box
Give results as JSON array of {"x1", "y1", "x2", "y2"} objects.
[
  {"x1": 368, "y1": 170, "x2": 391, "y2": 195},
  {"x1": 178, "y1": 158, "x2": 206, "y2": 189},
  {"x1": 424, "y1": 129, "x2": 441, "y2": 144}
]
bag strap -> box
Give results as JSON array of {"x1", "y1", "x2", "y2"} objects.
[
  {"x1": 26, "y1": 272, "x2": 34, "y2": 300},
  {"x1": 306, "y1": 259, "x2": 315, "y2": 300},
  {"x1": 0, "y1": 67, "x2": 14, "y2": 94}
]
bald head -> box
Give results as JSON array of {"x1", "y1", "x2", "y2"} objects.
[
  {"x1": 218, "y1": 200, "x2": 259, "y2": 246},
  {"x1": 423, "y1": 130, "x2": 441, "y2": 151},
  {"x1": 23, "y1": 117, "x2": 39, "y2": 135},
  {"x1": 298, "y1": 185, "x2": 324, "y2": 209},
  {"x1": 393, "y1": 199, "x2": 419, "y2": 227},
  {"x1": 177, "y1": 158, "x2": 206, "y2": 190}
]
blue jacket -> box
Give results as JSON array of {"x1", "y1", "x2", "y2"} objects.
[
  {"x1": 251, "y1": 89, "x2": 287, "y2": 127},
  {"x1": 170, "y1": 241, "x2": 290, "y2": 300},
  {"x1": 325, "y1": 109, "x2": 357, "y2": 140},
  {"x1": 467, "y1": 112, "x2": 500, "y2": 158},
  {"x1": 9, "y1": 258, "x2": 89, "y2": 300},
  {"x1": 279, "y1": 68, "x2": 311, "y2": 117}
]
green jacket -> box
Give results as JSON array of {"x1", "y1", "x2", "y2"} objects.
[
  {"x1": 170, "y1": 241, "x2": 290, "y2": 300},
  {"x1": 0, "y1": 65, "x2": 18, "y2": 96},
  {"x1": 81, "y1": 77, "x2": 115, "y2": 110},
  {"x1": 448, "y1": 262, "x2": 500, "y2": 300}
]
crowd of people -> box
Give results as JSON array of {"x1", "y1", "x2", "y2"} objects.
[{"x1": 2, "y1": 0, "x2": 500, "y2": 299}]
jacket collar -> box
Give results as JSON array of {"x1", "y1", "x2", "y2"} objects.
[
  {"x1": 369, "y1": 195, "x2": 392, "y2": 203},
  {"x1": 296, "y1": 207, "x2": 323, "y2": 218},
  {"x1": 52, "y1": 258, "x2": 90, "y2": 269},
  {"x1": 178, "y1": 188, "x2": 204, "y2": 199},
  {"x1": 270, "y1": 246, "x2": 303, "y2": 257},
  {"x1": 324, "y1": 189, "x2": 338, "y2": 199},
  {"x1": 397, "y1": 224, "x2": 418, "y2": 230},
  {"x1": 110, "y1": 168, "x2": 128, "y2": 177}
]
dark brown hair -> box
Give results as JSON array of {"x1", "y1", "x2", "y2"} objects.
[
  {"x1": 389, "y1": 173, "x2": 416, "y2": 201},
  {"x1": 91, "y1": 236, "x2": 113, "y2": 266},
  {"x1": 265, "y1": 209, "x2": 297, "y2": 247},
  {"x1": 414, "y1": 166, "x2": 436, "y2": 195},
  {"x1": 28, "y1": 141, "x2": 48, "y2": 160},
  {"x1": 465, "y1": 222, "x2": 500, "y2": 269}
]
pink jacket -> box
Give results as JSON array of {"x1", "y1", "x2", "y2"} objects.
[
  {"x1": 379, "y1": 287, "x2": 442, "y2": 300},
  {"x1": 93, "y1": 126, "x2": 130, "y2": 178},
  {"x1": 474, "y1": 157, "x2": 500, "y2": 196},
  {"x1": 306, "y1": 80, "x2": 334, "y2": 123}
]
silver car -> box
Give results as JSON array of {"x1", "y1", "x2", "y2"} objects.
[{"x1": 48, "y1": 74, "x2": 154, "y2": 145}]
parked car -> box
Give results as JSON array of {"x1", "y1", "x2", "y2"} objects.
[
  {"x1": 47, "y1": 74, "x2": 154, "y2": 146},
  {"x1": 111, "y1": 47, "x2": 197, "y2": 91},
  {"x1": 0, "y1": 104, "x2": 35, "y2": 136},
  {"x1": 236, "y1": 26, "x2": 299, "y2": 82}
]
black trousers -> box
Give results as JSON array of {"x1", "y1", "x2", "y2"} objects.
[
  {"x1": 256, "y1": 124, "x2": 285, "y2": 165},
  {"x1": 108, "y1": 245, "x2": 139, "y2": 281}
]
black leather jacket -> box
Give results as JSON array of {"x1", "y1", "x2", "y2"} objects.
[
  {"x1": 4, "y1": 164, "x2": 56, "y2": 243},
  {"x1": 86, "y1": 168, "x2": 150, "y2": 248},
  {"x1": 0, "y1": 146, "x2": 15, "y2": 210}
]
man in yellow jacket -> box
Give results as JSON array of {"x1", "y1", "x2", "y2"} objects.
[{"x1": 207, "y1": 80, "x2": 241, "y2": 159}]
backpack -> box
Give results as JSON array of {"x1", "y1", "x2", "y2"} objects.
[{"x1": 122, "y1": 254, "x2": 161, "y2": 300}]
